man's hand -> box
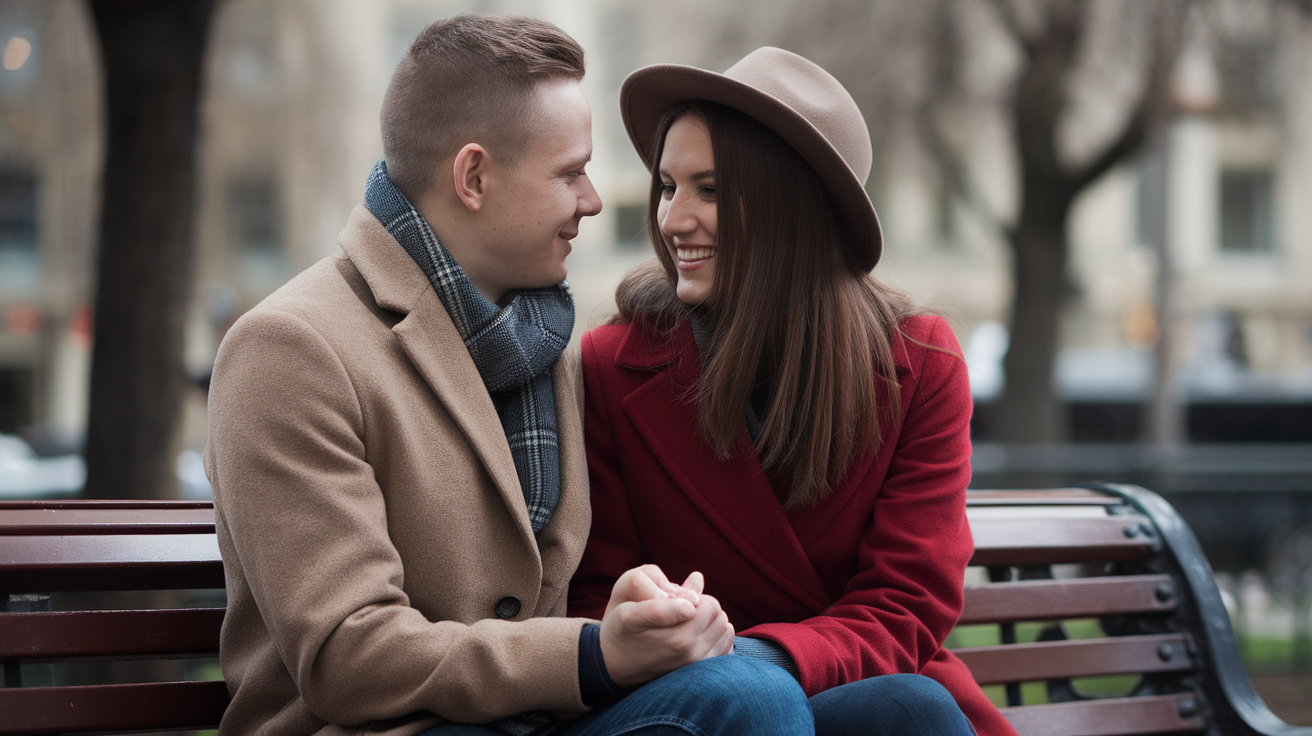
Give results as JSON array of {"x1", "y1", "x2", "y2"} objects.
[{"x1": 598, "y1": 565, "x2": 735, "y2": 688}]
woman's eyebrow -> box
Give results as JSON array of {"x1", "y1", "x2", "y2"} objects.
[{"x1": 658, "y1": 168, "x2": 715, "y2": 180}]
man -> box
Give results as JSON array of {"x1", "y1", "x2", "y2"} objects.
[{"x1": 205, "y1": 14, "x2": 810, "y2": 736}]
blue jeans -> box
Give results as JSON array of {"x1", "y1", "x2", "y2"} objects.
[
  {"x1": 419, "y1": 655, "x2": 812, "y2": 735},
  {"x1": 810, "y1": 674, "x2": 974, "y2": 736}
]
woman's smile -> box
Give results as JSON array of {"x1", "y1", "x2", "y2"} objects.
[{"x1": 676, "y1": 245, "x2": 715, "y2": 266}]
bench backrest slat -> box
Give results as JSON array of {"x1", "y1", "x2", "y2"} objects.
[
  {"x1": 0, "y1": 681, "x2": 229, "y2": 734},
  {"x1": 0, "y1": 508, "x2": 216, "y2": 536},
  {"x1": 1000, "y1": 694, "x2": 1205, "y2": 736},
  {"x1": 965, "y1": 489, "x2": 1123, "y2": 506},
  {"x1": 969, "y1": 515, "x2": 1157, "y2": 566},
  {"x1": 960, "y1": 574, "x2": 1176, "y2": 624},
  {"x1": 0, "y1": 609, "x2": 223, "y2": 661},
  {"x1": 0, "y1": 534, "x2": 224, "y2": 593},
  {"x1": 954, "y1": 633, "x2": 1193, "y2": 684}
]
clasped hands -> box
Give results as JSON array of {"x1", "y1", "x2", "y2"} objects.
[{"x1": 598, "y1": 564, "x2": 735, "y2": 688}]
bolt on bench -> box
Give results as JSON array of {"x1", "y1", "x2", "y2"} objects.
[{"x1": 1, "y1": 485, "x2": 1308, "y2": 736}]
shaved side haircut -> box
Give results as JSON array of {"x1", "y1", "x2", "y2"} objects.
[{"x1": 381, "y1": 14, "x2": 586, "y2": 201}]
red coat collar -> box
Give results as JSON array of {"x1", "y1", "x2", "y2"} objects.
[{"x1": 612, "y1": 314, "x2": 918, "y2": 375}]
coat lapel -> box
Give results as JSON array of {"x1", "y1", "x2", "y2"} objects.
[
  {"x1": 617, "y1": 322, "x2": 832, "y2": 612},
  {"x1": 339, "y1": 205, "x2": 536, "y2": 552},
  {"x1": 534, "y1": 347, "x2": 590, "y2": 616}
]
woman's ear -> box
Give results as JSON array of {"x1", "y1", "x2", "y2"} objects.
[{"x1": 452, "y1": 143, "x2": 488, "y2": 212}]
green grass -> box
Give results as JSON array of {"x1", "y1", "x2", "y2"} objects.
[{"x1": 1238, "y1": 635, "x2": 1307, "y2": 673}]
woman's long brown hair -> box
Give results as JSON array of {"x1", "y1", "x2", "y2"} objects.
[{"x1": 616, "y1": 101, "x2": 916, "y2": 510}]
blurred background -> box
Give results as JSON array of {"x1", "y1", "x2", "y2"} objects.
[{"x1": 0, "y1": 0, "x2": 1309, "y2": 718}]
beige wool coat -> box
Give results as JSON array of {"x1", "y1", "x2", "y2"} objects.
[{"x1": 205, "y1": 205, "x2": 593, "y2": 736}]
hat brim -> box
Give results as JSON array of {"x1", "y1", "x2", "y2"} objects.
[{"x1": 620, "y1": 63, "x2": 882, "y2": 272}]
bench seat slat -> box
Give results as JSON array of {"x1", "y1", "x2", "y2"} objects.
[
  {"x1": 0, "y1": 680, "x2": 230, "y2": 735},
  {"x1": 0, "y1": 535, "x2": 224, "y2": 593},
  {"x1": 0, "y1": 508, "x2": 216, "y2": 536},
  {"x1": 954, "y1": 633, "x2": 1193, "y2": 684},
  {"x1": 1000, "y1": 694, "x2": 1205, "y2": 736},
  {"x1": 970, "y1": 516, "x2": 1156, "y2": 566},
  {"x1": 961, "y1": 574, "x2": 1176, "y2": 624},
  {"x1": 0, "y1": 609, "x2": 223, "y2": 661}
]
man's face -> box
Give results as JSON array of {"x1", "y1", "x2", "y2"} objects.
[{"x1": 477, "y1": 79, "x2": 601, "y2": 300}]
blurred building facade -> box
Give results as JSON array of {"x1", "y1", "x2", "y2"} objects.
[{"x1": 0, "y1": 0, "x2": 1310, "y2": 455}]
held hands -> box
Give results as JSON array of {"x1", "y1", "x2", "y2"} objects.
[{"x1": 598, "y1": 565, "x2": 735, "y2": 688}]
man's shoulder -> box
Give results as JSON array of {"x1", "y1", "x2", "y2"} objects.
[
  {"x1": 215, "y1": 255, "x2": 397, "y2": 380},
  {"x1": 244, "y1": 255, "x2": 373, "y2": 327}
]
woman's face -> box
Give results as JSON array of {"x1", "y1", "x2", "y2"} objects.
[{"x1": 656, "y1": 115, "x2": 718, "y2": 306}]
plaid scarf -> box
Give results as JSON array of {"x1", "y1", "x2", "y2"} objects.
[{"x1": 364, "y1": 160, "x2": 571, "y2": 533}]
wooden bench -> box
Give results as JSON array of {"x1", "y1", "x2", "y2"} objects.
[
  {"x1": 1, "y1": 485, "x2": 1308, "y2": 736},
  {"x1": 0, "y1": 500, "x2": 226, "y2": 734}
]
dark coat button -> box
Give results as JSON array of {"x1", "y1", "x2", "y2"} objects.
[{"x1": 495, "y1": 595, "x2": 522, "y2": 619}]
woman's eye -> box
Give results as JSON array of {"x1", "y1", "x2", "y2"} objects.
[
  {"x1": 699, "y1": 186, "x2": 716, "y2": 197},
  {"x1": 660, "y1": 184, "x2": 676, "y2": 198}
]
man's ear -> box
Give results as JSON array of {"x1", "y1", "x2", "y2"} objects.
[{"x1": 452, "y1": 143, "x2": 489, "y2": 212}]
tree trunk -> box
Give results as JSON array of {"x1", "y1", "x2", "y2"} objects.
[
  {"x1": 83, "y1": 0, "x2": 216, "y2": 500},
  {"x1": 994, "y1": 216, "x2": 1071, "y2": 442}
]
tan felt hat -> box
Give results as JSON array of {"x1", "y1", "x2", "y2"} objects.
[{"x1": 620, "y1": 46, "x2": 883, "y2": 272}]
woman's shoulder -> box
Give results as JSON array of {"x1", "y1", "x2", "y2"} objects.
[
  {"x1": 583, "y1": 317, "x2": 694, "y2": 373},
  {"x1": 897, "y1": 313, "x2": 963, "y2": 355},
  {"x1": 581, "y1": 321, "x2": 631, "y2": 361}
]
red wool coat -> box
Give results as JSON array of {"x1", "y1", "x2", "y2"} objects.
[{"x1": 569, "y1": 315, "x2": 1017, "y2": 736}]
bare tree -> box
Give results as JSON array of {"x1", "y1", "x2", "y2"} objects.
[
  {"x1": 926, "y1": 0, "x2": 1182, "y2": 442},
  {"x1": 83, "y1": 0, "x2": 217, "y2": 499}
]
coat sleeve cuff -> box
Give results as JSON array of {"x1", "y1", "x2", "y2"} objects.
[{"x1": 578, "y1": 623, "x2": 628, "y2": 707}]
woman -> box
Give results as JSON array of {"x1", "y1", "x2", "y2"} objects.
[{"x1": 568, "y1": 48, "x2": 1017, "y2": 736}]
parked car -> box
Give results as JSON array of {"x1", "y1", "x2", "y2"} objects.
[{"x1": 0, "y1": 433, "x2": 84, "y2": 499}]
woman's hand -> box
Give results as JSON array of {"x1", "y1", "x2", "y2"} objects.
[{"x1": 599, "y1": 565, "x2": 735, "y2": 688}]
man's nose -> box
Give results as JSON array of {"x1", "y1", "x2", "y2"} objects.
[{"x1": 578, "y1": 177, "x2": 602, "y2": 218}]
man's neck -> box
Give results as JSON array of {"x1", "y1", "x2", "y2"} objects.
[{"x1": 413, "y1": 195, "x2": 504, "y2": 304}]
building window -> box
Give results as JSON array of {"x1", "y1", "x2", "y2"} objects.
[
  {"x1": 1219, "y1": 169, "x2": 1274, "y2": 254},
  {"x1": 0, "y1": 167, "x2": 38, "y2": 285},
  {"x1": 614, "y1": 203, "x2": 649, "y2": 251},
  {"x1": 0, "y1": 366, "x2": 34, "y2": 434},
  {"x1": 227, "y1": 176, "x2": 284, "y2": 285}
]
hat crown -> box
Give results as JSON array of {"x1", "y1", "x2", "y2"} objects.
[{"x1": 722, "y1": 47, "x2": 872, "y2": 185}]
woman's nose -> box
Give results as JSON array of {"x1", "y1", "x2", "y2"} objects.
[{"x1": 661, "y1": 193, "x2": 696, "y2": 236}]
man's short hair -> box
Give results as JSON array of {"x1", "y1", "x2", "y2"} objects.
[{"x1": 381, "y1": 14, "x2": 586, "y2": 200}]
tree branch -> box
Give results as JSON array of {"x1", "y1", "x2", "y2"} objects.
[
  {"x1": 917, "y1": 103, "x2": 1017, "y2": 243},
  {"x1": 1069, "y1": 3, "x2": 1179, "y2": 192},
  {"x1": 984, "y1": 0, "x2": 1037, "y2": 59}
]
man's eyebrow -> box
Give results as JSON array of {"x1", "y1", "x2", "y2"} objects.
[{"x1": 561, "y1": 152, "x2": 592, "y2": 171}]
